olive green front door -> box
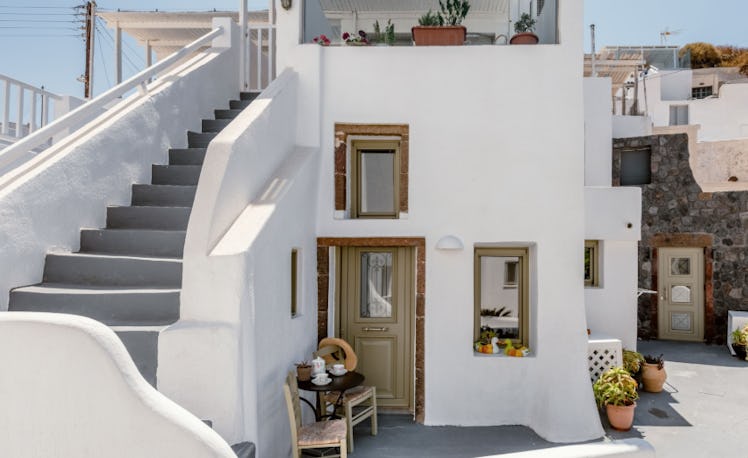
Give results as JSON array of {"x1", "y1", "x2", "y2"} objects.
[
  {"x1": 658, "y1": 247, "x2": 704, "y2": 341},
  {"x1": 339, "y1": 246, "x2": 414, "y2": 411}
]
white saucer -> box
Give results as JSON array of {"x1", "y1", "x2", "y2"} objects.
[
  {"x1": 311, "y1": 377, "x2": 332, "y2": 386},
  {"x1": 330, "y1": 369, "x2": 347, "y2": 376}
]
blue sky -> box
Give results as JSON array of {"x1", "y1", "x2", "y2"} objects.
[{"x1": 2, "y1": 1, "x2": 748, "y2": 97}]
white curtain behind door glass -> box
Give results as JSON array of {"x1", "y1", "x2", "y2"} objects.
[{"x1": 360, "y1": 252, "x2": 393, "y2": 318}]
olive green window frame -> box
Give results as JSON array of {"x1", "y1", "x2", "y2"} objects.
[
  {"x1": 350, "y1": 140, "x2": 400, "y2": 219},
  {"x1": 474, "y1": 247, "x2": 530, "y2": 348},
  {"x1": 584, "y1": 240, "x2": 599, "y2": 287},
  {"x1": 291, "y1": 248, "x2": 299, "y2": 317}
]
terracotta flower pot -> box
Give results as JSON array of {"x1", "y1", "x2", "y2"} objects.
[
  {"x1": 510, "y1": 32, "x2": 539, "y2": 44},
  {"x1": 296, "y1": 365, "x2": 312, "y2": 381},
  {"x1": 606, "y1": 403, "x2": 636, "y2": 431},
  {"x1": 411, "y1": 26, "x2": 466, "y2": 46},
  {"x1": 641, "y1": 363, "x2": 666, "y2": 392}
]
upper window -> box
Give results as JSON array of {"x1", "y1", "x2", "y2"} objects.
[
  {"x1": 691, "y1": 86, "x2": 713, "y2": 99},
  {"x1": 474, "y1": 247, "x2": 529, "y2": 348},
  {"x1": 619, "y1": 146, "x2": 652, "y2": 186},
  {"x1": 351, "y1": 140, "x2": 400, "y2": 219},
  {"x1": 584, "y1": 240, "x2": 600, "y2": 287}
]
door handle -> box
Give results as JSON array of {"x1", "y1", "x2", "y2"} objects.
[{"x1": 363, "y1": 327, "x2": 388, "y2": 332}]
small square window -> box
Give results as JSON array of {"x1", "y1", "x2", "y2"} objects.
[
  {"x1": 620, "y1": 147, "x2": 651, "y2": 186},
  {"x1": 691, "y1": 86, "x2": 713, "y2": 99},
  {"x1": 351, "y1": 140, "x2": 400, "y2": 219},
  {"x1": 584, "y1": 240, "x2": 600, "y2": 287}
]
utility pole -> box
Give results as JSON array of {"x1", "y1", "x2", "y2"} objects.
[
  {"x1": 590, "y1": 24, "x2": 597, "y2": 77},
  {"x1": 83, "y1": 1, "x2": 96, "y2": 99}
]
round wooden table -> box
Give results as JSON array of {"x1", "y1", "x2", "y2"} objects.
[{"x1": 297, "y1": 371, "x2": 364, "y2": 420}]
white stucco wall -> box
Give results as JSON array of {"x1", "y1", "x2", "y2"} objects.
[
  {"x1": 584, "y1": 187, "x2": 641, "y2": 350},
  {"x1": 640, "y1": 71, "x2": 748, "y2": 142},
  {"x1": 612, "y1": 115, "x2": 652, "y2": 139},
  {"x1": 584, "y1": 77, "x2": 613, "y2": 186},
  {"x1": 284, "y1": 0, "x2": 606, "y2": 443},
  {"x1": 0, "y1": 313, "x2": 235, "y2": 458},
  {"x1": 658, "y1": 69, "x2": 691, "y2": 101},
  {"x1": 0, "y1": 37, "x2": 238, "y2": 310},
  {"x1": 159, "y1": 70, "x2": 321, "y2": 456}
]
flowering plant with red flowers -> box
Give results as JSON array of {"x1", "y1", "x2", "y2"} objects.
[
  {"x1": 342, "y1": 30, "x2": 368, "y2": 45},
  {"x1": 312, "y1": 34, "x2": 331, "y2": 46}
]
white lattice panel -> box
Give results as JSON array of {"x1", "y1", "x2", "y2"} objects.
[{"x1": 587, "y1": 338, "x2": 623, "y2": 383}]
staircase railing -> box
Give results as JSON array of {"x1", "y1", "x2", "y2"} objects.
[
  {"x1": 243, "y1": 23, "x2": 276, "y2": 92},
  {"x1": 0, "y1": 74, "x2": 63, "y2": 141},
  {"x1": 0, "y1": 26, "x2": 224, "y2": 170}
]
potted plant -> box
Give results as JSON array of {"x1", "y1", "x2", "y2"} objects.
[
  {"x1": 342, "y1": 30, "x2": 369, "y2": 45},
  {"x1": 296, "y1": 361, "x2": 312, "y2": 381},
  {"x1": 412, "y1": 0, "x2": 470, "y2": 46},
  {"x1": 373, "y1": 19, "x2": 396, "y2": 46},
  {"x1": 641, "y1": 354, "x2": 666, "y2": 392},
  {"x1": 510, "y1": 12, "x2": 539, "y2": 44},
  {"x1": 593, "y1": 367, "x2": 639, "y2": 431},
  {"x1": 731, "y1": 324, "x2": 748, "y2": 360},
  {"x1": 622, "y1": 349, "x2": 645, "y2": 388}
]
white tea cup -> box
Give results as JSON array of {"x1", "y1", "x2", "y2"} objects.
[{"x1": 333, "y1": 364, "x2": 345, "y2": 373}]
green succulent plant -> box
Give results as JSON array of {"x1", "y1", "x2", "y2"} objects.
[{"x1": 593, "y1": 367, "x2": 639, "y2": 408}]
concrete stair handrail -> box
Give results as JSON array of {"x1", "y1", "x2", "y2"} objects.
[
  {"x1": 0, "y1": 312, "x2": 237, "y2": 457},
  {"x1": 0, "y1": 26, "x2": 224, "y2": 170}
]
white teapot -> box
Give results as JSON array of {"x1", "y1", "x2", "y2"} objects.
[{"x1": 311, "y1": 356, "x2": 326, "y2": 376}]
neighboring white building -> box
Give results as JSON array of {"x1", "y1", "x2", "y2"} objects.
[{"x1": 0, "y1": 1, "x2": 643, "y2": 456}]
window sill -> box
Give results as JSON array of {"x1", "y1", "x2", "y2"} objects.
[{"x1": 473, "y1": 350, "x2": 533, "y2": 358}]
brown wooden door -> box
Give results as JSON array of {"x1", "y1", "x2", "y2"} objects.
[
  {"x1": 658, "y1": 247, "x2": 704, "y2": 341},
  {"x1": 339, "y1": 246, "x2": 414, "y2": 411}
]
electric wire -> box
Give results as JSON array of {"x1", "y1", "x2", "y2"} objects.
[
  {"x1": 96, "y1": 23, "x2": 141, "y2": 74},
  {"x1": 96, "y1": 25, "x2": 112, "y2": 88},
  {"x1": 96, "y1": 17, "x2": 145, "y2": 66}
]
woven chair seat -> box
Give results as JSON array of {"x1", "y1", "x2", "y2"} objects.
[
  {"x1": 298, "y1": 419, "x2": 347, "y2": 446},
  {"x1": 323, "y1": 386, "x2": 374, "y2": 405}
]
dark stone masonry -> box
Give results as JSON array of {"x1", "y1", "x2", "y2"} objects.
[{"x1": 613, "y1": 133, "x2": 748, "y2": 344}]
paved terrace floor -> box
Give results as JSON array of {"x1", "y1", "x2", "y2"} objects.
[{"x1": 332, "y1": 340, "x2": 747, "y2": 458}]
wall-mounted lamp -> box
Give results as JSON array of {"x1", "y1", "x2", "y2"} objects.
[
  {"x1": 436, "y1": 235, "x2": 464, "y2": 251},
  {"x1": 281, "y1": 0, "x2": 292, "y2": 10}
]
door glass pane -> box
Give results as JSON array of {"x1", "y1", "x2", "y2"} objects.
[
  {"x1": 671, "y1": 312, "x2": 692, "y2": 331},
  {"x1": 671, "y1": 285, "x2": 691, "y2": 303},
  {"x1": 360, "y1": 252, "x2": 393, "y2": 318},
  {"x1": 671, "y1": 257, "x2": 691, "y2": 276},
  {"x1": 479, "y1": 256, "x2": 519, "y2": 339},
  {"x1": 359, "y1": 150, "x2": 395, "y2": 214}
]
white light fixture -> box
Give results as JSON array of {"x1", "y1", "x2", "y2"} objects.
[{"x1": 436, "y1": 235, "x2": 464, "y2": 251}]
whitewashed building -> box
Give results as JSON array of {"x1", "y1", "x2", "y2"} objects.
[{"x1": 0, "y1": 1, "x2": 642, "y2": 456}]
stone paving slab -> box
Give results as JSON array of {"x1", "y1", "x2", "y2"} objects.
[{"x1": 346, "y1": 340, "x2": 747, "y2": 458}]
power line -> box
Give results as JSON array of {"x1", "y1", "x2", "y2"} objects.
[
  {"x1": 96, "y1": 25, "x2": 112, "y2": 88},
  {"x1": 0, "y1": 19, "x2": 78, "y2": 22},
  {"x1": 0, "y1": 25, "x2": 79, "y2": 29},
  {"x1": 96, "y1": 22, "x2": 142, "y2": 73},
  {"x1": 0, "y1": 5, "x2": 76, "y2": 9},
  {"x1": 96, "y1": 17, "x2": 145, "y2": 66}
]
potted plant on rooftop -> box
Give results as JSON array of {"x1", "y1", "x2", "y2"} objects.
[
  {"x1": 412, "y1": 0, "x2": 470, "y2": 46},
  {"x1": 510, "y1": 12, "x2": 539, "y2": 44},
  {"x1": 593, "y1": 366, "x2": 639, "y2": 431}
]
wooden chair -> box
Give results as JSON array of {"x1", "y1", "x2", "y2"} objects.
[
  {"x1": 315, "y1": 338, "x2": 378, "y2": 453},
  {"x1": 283, "y1": 371, "x2": 347, "y2": 458}
]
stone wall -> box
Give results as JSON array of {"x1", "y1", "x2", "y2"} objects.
[{"x1": 613, "y1": 133, "x2": 748, "y2": 343}]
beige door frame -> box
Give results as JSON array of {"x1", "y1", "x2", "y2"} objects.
[
  {"x1": 657, "y1": 247, "x2": 705, "y2": 341},
  {"x1": 317, "y1": 237, "x2": 426, "y2": 422}
]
